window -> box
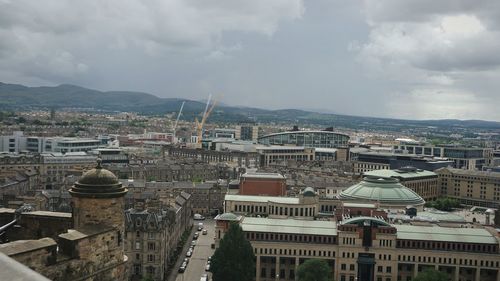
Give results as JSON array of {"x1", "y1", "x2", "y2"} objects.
[
  {"x1": 386, "y1": 266, "x2": 391, "y2": 273},
  {"x1": 135, "y1": 242, "x2": 140, "y2": 250},
  {"x1": 148, "y1": 243, "x2": 155, "y2": 251},
  {"x1": 350, "y1": 264, "x2": 355, "y2": 271},
  {"x1": 378, "y1": 266, "x2": 383, "y2": 272},
  {"x1": 341, "y1": 264, "x2": 346, "y2": 270},
  {"x1": 148, "y1": 232, "x2": 155, "y2": 239},
  {"x1": 147, "y1": 254, "x2": 155, "y2": 262}
]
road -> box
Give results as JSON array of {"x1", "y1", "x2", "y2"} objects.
[{"x1": 175, "y1": 219, "x2": 215, "y2": 281}]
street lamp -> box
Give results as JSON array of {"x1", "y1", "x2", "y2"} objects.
[{"x1": 275, "y1": 274, "x2": 279, "y2": 281}]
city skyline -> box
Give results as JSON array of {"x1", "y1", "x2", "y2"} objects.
[{"x1": 1, "y1": 0, "x2": 500, "y2": 121}]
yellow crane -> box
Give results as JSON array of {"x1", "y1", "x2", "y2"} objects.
[{"x1": 194, "y1": 95, "x2": 217, "y2": 148}]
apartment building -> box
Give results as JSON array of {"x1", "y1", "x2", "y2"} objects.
[{"x1": 125, "y1": 193, "x2": 192, "y2": 281}]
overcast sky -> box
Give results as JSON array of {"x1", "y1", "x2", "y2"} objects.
[{"x1": 1, "y1": 0, "x2": 499, "y2": 121}]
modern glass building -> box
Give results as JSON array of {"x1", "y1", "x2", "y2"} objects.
[{"x1": 257, "y1": 131, "x2": 349, "y2": 148}]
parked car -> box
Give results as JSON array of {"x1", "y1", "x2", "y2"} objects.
[
  {"x1": 191, "y1": 240, "x2": 196, "y2": 247},
  {"x1": 205, "y1": 263, "x2": 211, "y2": 271},
  {"x1": 186, "y1": 250, "x2": 192, "y2": 257},
  {"x1": 194, "y1": 213, "x2": 205, "y2": 220},
  {"x1": 207, "y1": 256, "x2": 212, "y2": 262},
  {"x1": 202, "y1": 229, "x2": 208, "y2": 235},
  {"x1": 193, "y1": 232, "x2": 199, "y2": 239},
  {"x1": 178, "y1": 262, "x2": 187, "y2": 273},
  {"x1": 200, "y1": 273, "x2": 209, "y2": 281},
  {"x1": 184, "y1": 258, "x2": 189, "y2": 264}
]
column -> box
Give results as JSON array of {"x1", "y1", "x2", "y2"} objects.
[
  {"x1": 454, "y1": 266, "x2": 459, "y2": 281},
  {"x1": 475, "y1": 268, "x2": 480, "y2": 281},
  {"x1": 414, "y1": 264, "x2": 419, "y2": 278},
  {"x1": 275, "y1": 256, "x2": 281, "y2": 280},
  {"x1": 256, "y1": 255, "x2": 261, "y2": 281},
  {"x1": 295, "y1": 257, "x2": 300, "y2": 281}
]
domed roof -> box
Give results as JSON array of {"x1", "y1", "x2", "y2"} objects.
[
  {"x1": 217, "y1": 212, "x2": 240, "y2": 221},
  {"x1": 338, "y1": 176, "x2": 424, "y2": 207},
  {"x1": 302, "y1": 187, "x2": 316, "y2": 197},
  {"x1": 69, "y1": 160, "x2": 127, "y2": 198}
]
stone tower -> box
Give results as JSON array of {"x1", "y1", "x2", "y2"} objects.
[
  {"x1": 67, "y1": 160, "x2": 129, "y2": 281},
  {"x1": 69, "y1": 160, "x2": 128, "y2": 229}
]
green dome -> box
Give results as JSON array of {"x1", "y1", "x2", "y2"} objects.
[
  {"x1": 69, "y1": 161, "x2": 127, "y2": 199},
  {"x1": 302, "y1": 187, "x2": 316, "y2": 197},
  {"x1": 339, "y1": 176, "x2": 424, "y2": 207},
  {"x1": 217, "y1": 212, "x2": 240, "y2": 221}
]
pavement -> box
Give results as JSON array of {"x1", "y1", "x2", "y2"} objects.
[{"x1": 174, "y1": 219, "x2": 215, "y2": 281}]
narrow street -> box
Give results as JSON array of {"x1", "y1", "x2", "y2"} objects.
[{"x1": 174, "y1": 219, "x2": 215, "y2": 281}]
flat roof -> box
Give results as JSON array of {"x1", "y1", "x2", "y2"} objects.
[
  {"x1": 255, "y1": 145, "x2": 308, "y2": 151},
  {"x1": 394, "y1": 225, "x2": 498, "y2": 244},
  {"x1": 241, "y1": 173, "x2": 285, "y2": 179},
  {"x1": 364, "y1": 169, "x2": 437, "y2": 179},
  {"x1": 225, "y1": 194, "x2": 299, "y2": 204},
  {"x1": 259, "y1": 131, "x2": 350, "y2": 139},
  {"x1": 437, "y1": 167, "x2": 500, "y2": 179},
  {"x1": 343, "y1": 202, "x2": 377, "y2": 208},
  {"x1": 0, "y1": 238, "x2": 56, "y2": 256},
  {"x1": 315, "y1": 148, "x2": 338, "y2": 153},
  {"x1": 241, "y1": 217, "x2": 337, "y2": 236}
]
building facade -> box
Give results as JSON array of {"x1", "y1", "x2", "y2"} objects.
[
  {"x1": 124, "y1": 192, "x2": 192, "y2": 281},
  {"x1": 436, "y1": 167, "x2": 500, "y2": 208},
  {"x1": 234, "y1": 216, "x2": 500, "y2": 281},
  {"x1": 258, "y1": 131, "x2": 349, "y2": 148},
  {"x1": 239, "y1": 173, "x2": 287, "y2": 196}
]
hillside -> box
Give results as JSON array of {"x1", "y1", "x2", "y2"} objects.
[{"x1": 1, "y1": 82, "x2": 499, "y2": 131}]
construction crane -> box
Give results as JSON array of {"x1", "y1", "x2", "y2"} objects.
[
  {"x1": 172, "y1": 101, "x2": 185, "y2": 143},
  {"x1": 194, "y1": 95, "x2": 217, "y2": 148}
]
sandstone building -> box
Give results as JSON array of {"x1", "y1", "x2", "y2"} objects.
[{"x1": 0, "y1": 162, "x2": 129, "y2": 280}]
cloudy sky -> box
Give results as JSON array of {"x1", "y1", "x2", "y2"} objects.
[{"x1": 1, "y1": 0, "x2": 499, "y2": 121}]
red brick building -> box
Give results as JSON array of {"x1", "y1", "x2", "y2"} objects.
[{"x1": 239, "y1": 173, "x2": 286, "y2": 196}]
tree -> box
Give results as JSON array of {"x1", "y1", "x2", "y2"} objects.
[
  {"x1": 297, "y1": 259, "x2": 332, "y2": 281},
  {"x1": 413, "y1": 268, "x2": 448, "y2": 281},
  {"x1": 211, "y1": 222, "x2": 255, "y2": 281}
]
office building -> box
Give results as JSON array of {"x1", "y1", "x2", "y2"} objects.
[
  {"x1": 436, "y1": 167, "x2": 500, "y2": 208},
  {"x1": 258, "y1": 130, "x2": 349, "y2": 148}
]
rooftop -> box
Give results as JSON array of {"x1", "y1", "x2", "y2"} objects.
[
  {"x1": 364, "y1": 168, "x2": 437, "y2": 180},
  {"x1": 395, "y1": 225, "x2": 498, "y2": 244},
  {"x1": 0, "y1": 238, "x2": 56, "y2": 256},
  {"x1": 225, "y1": 194, "x2": 299, "y2": 204},
  {"x1": 241, "y1": 217, "x2": 337, "y2": 236},
  {"x1": 436, "y1": 167, "x2": 500, "y2": 179},
  {"x1": 339, "y1": 176, "x2": 425, "y2": 207},
  {"x1": 241, "y1": 172, "x2": 285, "y2": 180}
]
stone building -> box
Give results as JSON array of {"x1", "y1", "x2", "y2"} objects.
[
  {"x1": 230, "y1": 215, "x2": 500, "y2": 281},
  {"x1": 239, "y1": 172, "x2": 287, "y2": 196},
  {"x1": 436, "y1": 167, "x2": 500, "y2": 208},
  {"x1": 124, "y1": 179, "x2": 226, "y2": 216},
  {"x1": 125, "y1": 192, "x2": 192, "y2": 281},
  {"x1": 108, "y1": 159, "x2": 222, "y2": 182},
  {"x1": 0, "y1": 162, "x2": 129, "y2": 280}
]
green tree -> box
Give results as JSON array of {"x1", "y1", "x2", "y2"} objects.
[
  {"x1": 211, "y1": 222, "x2": 255, "y2": 281},
  {"x1": 297, "y1": 259, "x2": 332, "y2": 281},
  {"x1": 413, "y1": 268, "x2": 448, "y2": 281}
]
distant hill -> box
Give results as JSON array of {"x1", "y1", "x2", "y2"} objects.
[{"x1": 1, "y1": 82, "x2": 499, "y2": 131}]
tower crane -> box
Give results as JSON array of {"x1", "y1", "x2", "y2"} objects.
[
  {"x1": 172, "y1": 101, "x2": 185, "y2": 143},
  {"x1": 194, "y1": 95, "x2": 217, "y2": 148}
]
